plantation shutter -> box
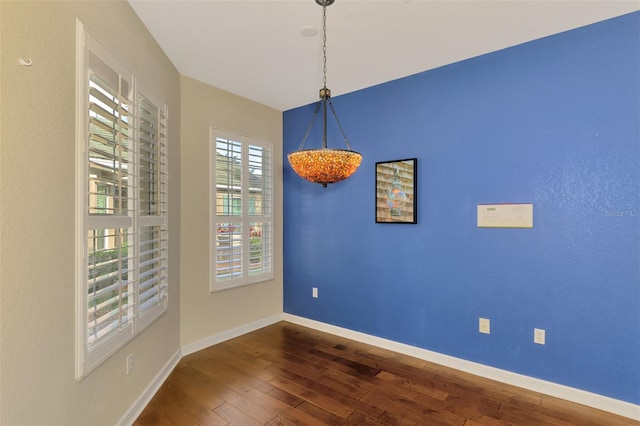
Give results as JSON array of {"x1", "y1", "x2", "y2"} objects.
[
  {"x1": 211, "y1": 131, "x2": 273, "y2": 291},
  {"x1": 77, "y1": 26, "x2": 169, "y2": 378},
  {"x1": 85, "y1": 46, "x2": 135, "y2": 359},
  {"x1": 248, "y1": 143, "x2": 273, "y2": 277},
  {"x1": 137, "y1": 93, "x2": 168, "y2": 327},
  {"x1": 214, "y1": 136, "x2": 244, "y2": 286}
]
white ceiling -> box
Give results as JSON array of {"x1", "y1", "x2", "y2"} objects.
[{"x1": 128, "y1": 0, "x2": 639, "y2": 111}]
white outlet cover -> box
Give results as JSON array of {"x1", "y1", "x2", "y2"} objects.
[
  {"x1": 479, "y1": 318, "x2": 490, "y2": 334},
  {"x1": 534, "y1": 328, "x2": 546, "y2": 345}
]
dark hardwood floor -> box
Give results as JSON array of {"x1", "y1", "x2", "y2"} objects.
[{"x1": 135, "y1": 321, "x2": 638, "y2": 425}]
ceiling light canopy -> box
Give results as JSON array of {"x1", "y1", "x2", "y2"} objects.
[{"x1": 287, "y1": 0, "x2": 362, "y2": 188}]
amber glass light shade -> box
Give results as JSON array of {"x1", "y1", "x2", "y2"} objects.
[{"x1": 288, "y1": 148, "x2": 362, "y2": 187}]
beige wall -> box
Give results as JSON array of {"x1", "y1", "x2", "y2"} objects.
[
  {"x1": 179, "y1": 75, "x2": 283, "y2": 347},
  {"x1": 0, "y1": 1, "x2": 181, "y2": 425}
]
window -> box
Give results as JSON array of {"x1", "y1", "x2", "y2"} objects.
[
  {"x1": 211, "y1": 129, "x2": 273, "y2": 291},
  {"x1": 75, "y1": 22, "x2": 168, "y2": 379}
]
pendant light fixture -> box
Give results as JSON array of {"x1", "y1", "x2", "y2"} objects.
[{"x1": 287, "y1": 0, "x2": 362, "y2": 188}]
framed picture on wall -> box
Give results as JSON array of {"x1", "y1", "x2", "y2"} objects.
[{"x1": 375, "y1": 158, "x2": 417, "y2": 224}]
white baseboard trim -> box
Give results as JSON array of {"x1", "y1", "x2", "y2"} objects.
[
  {"x1": 283, "y1": 313, "x2": 640, "y2": 421},
  {"x1": 181, "y1": 314, "x2": 283, "y2": 356},
  {"x1": 117, "y1": 348, "x2": 182, "y2": 426}
]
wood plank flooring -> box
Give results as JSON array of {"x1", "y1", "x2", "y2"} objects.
[{"x1": 135, "y1": 321, "x2": 638, "y2": 425}]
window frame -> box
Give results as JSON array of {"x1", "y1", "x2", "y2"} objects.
[
  {"x1": 75, "y1": 21, "x2": 168, "y2": 379},
  {"x1": 210, "y1": 128, "x2": 273, "y2": 292}
]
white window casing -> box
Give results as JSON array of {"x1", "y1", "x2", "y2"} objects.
[
  {"x1": 210, "y1": 129, "x2": 273, "y2": 292},
  {"x1": 75, "y1": 21, "x2": 168, "y2": 379}
]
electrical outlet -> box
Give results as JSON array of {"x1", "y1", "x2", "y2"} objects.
[
  {"x1": 479, "y1": 318, "x2": 490, "y2": 334},
  {"x1": 312, "y1": 287, "x2": 318, "y2": 298},
  {"x1": 534, "y1": 328, "x2": 546, "y2": 345},
  {"x1": 126, "y1": 354, "x2": 134, "y2": 374}
]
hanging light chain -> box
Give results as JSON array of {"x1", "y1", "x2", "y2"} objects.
[{"x1": 322, "y1": 2, "x2": 328, "y2": 89}]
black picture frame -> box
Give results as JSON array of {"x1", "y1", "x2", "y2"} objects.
[{"x1": 375, "y1": 158, "x2": 417, "y2": 224}]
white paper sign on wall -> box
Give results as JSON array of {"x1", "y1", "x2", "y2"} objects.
[{"x1": 477, "y1": 203, "x2": 533, "y2": 228}]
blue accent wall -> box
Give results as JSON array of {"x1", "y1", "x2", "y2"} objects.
[{"x1": 283, "y1": 12, "x2": 640, "y2": 404}]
